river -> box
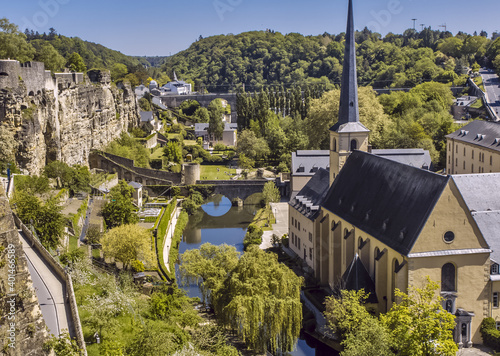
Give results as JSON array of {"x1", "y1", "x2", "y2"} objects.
[{"x1": 176, "y1": 195, "x2": 338, "y2": 356}]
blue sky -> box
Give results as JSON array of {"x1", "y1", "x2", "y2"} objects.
[{"x1": 2, "y1": 0, "x2": 499, "y2": 56}]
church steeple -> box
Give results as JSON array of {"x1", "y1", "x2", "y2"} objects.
[
  {"x1": 333, "y1": 0, "x2": 360, "y2": 129},
  {"x1": 329, "y1": 0, "x2": 370, "y2": 185}
]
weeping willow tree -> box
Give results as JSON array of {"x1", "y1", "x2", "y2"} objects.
[{"x1": 180, "y1": 244, "x2": 303, "y2": 353}]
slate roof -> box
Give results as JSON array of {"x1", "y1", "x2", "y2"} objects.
[
  {"x1": 194, "y1": 123, "x2": 237, "y2": 132},
  {"x1": 289, "y1": 168, "x2": 330, "y2": 221},
  {"x1": 372, "y1": 148, "x2": 432, "y2": 170},
  {"x1": 291, "y1": 150, "x2": 330, "y2": 177},
  {"x1": 452, "y1": 174, "x2": 500, "y2": 263},
  {"x1": 446, "y1": 120, "x2": 500, "y2": 153},
  {"x1": 341, "y1": 254, "x2": 378, "y2": 303},
  {"x1": 128, "y1": 181, "x2": 142, "y2": 189},
  {"x1": 322, "y1": 151, "x2": 450, "y2": 256},
  {"x1": 330, "y1": 121, "x2": 370, "y2": 133},
  {"x1": 140, "y1": 111, "x2": 154, "y2": 122}
]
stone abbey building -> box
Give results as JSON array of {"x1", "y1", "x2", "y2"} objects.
[{"x1": 289, "y1": 0, "x2": 500, "y2": 347}]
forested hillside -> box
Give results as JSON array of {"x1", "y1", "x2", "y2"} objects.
[{"x1": 164, "y1": 28, "x2": 500, "y2": 92}]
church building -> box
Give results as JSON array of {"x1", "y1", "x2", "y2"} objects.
[{"x1": 288, "y1": 0, "x2": 500, "y2": 347}]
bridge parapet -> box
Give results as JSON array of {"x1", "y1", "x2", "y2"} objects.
[{"x1": 197, "y1": 179, "x2": 269, "y2": 201}]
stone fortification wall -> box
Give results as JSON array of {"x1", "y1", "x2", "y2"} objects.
[
  {"x1": 90, "y1": 151, "x2": 182, "y2": 185},
  {"x1": 0, "y1": 60, "x2": 140, "y2": 174}
]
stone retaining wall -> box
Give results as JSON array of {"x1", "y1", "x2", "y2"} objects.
[{"x1": 13, "y1": 214, "x2": 87, "y2": 356}]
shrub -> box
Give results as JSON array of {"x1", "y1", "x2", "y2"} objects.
[
  {"x1": 131, "y1": 259, "x2": 145, "y2": 272},
  {"x1": 481, "y1": 317, "x2": 500, "y2": 350},
  {"x1": 243, "y1": 224, "x2": 263, "y2": 250}
]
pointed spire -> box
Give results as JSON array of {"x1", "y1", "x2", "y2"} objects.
[
  {"x1": 173, "y1": 71, "x2": 178, "y2": 81},
  {"x1": 334, "y1": 0, "x2": 360, "y2": 129}
]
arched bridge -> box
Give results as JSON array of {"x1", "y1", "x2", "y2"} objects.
[
  {"x1": 160, "y1": 93, "x2": 239, "y2": 122},
  {"x1": 197, "y1": 179, "x2": 268, "y2": 202}
]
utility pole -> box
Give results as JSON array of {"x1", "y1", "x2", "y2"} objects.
[
  {"x1": 420, "y1": 23, "x2": 425, "y2": 31},
  {"x1": 411, "y1": 19, "x2": 417, "y2": 31},
  {"x1": 439, "y1": 23, "x2": 447, "y2": 32}
]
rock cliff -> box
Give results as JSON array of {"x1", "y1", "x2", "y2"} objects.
[{"x1": 0, "y1": 62, "x2": 140, "y2": 174}]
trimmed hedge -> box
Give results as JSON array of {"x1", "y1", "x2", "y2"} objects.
[{"x1": 480, "y1": 317, "x2": 500, "y2": 350}]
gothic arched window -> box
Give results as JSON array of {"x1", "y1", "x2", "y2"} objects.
[{"x1": 441, "y1": 263, "x2": 456, "y2": 292}]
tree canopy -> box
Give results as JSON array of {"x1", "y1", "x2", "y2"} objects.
[
  {"x1": 101, "y1": 180, "x2": 139, "y2": 228},
  {"x1": 101, "y1": 224, "x2": 155, "y2": 268},
  {"x1": 180, "y1": 244, "x2": 303, "y2": 353}
]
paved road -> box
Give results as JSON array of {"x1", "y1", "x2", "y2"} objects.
[
  {"x1": 18, "y1": 231, "x2": 73, "y2": 337},
  {"x1": 260, "y1": 202, "x2": 289, "y2": 249},
  {"x1": 479, "y1": 68, "x2": 500, "y2": 120}
]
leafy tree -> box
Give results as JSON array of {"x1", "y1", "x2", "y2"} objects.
[
  {"x1": 85, "y1": 225, "x2": 102, "y2": 244},
  {"x1": 111, "y1": 62, "x2": 128, "y2": 81},
  {"x1": 126, "y1": 321, "x2": 188, "y2": 356},
  {"x1": 262, "y1": 181, "x2": 280, "y2": 205},
  {"x1": 0, "y1": 18, "x2": 35, "y2": 62},
  {"x1": 101, "y1": 224, "x2": 154, "y2": 268},
  {"x1": 238, "y1": 153, "x2": 255, "y2": 170},
  {"x1": 324, "y1": 290, "x2": 394, "y2": 356},
  {"x1": 236, "y1": 130, "x2": 270, "y2": 161},
  {"x1": 14, "y1": 175, "x2": 49, "y2": 195},
  {"x1": 180, "y1": 244, "x2": 303, "y2": 353},
  {"x1": 380, "y1": 278, "x2": 458, "y2": 356},
  {"x1": 105, "y1": 132, "x2": 150, "y2": 168},
  {"x1": 304, "y1": 87, "x2": 390, "y2": 149},
  {"x1": 43, "y1": 332, "x2": 80, "y2": 355},
  {"x1": 33, "y1": 42, "x2": 65, "y2": 72},
  {"x1": 138, "y1": 97, "x2": 151, "y2": 111},
  {"x1": 163, "y1": 141, "x2": 182, "y2": 164},
  {"x1": 207, "y1": 99, "x2": 225, "y2": 141},
  {"x1": 101, "y1": 180, "x2": 139, "y2": 228},
  {"x1": 194, "y1": 107, "x2": 210, "y2": 123},
  {"x1": 123, "y1": 73, "x2": 140, "y2": 87},
  {"x1": 44, "y1": 161, "x2": 90, "y2": 195},
  {"x1": 13, "y1": 192, "x2": 65, "y2": 249},
  {"x1": 243, "y1": 224, "x2": 263, "y2": 249},
  {"x1": 66, "y1": 52, "x2": 87, "y2": 72}
]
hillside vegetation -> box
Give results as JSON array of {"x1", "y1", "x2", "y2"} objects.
[{"x1": 164, "y1": 29, "x2": 500, "y2": 92}]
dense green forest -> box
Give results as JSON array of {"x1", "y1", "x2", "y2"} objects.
[
  {"x1": 2, "y1": 17, "x2": 500, "y2": 93},
  {"x1": 164, "y1": 28, "x2": 500, "y2": 92}
]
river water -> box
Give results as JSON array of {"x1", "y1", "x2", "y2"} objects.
[{"x1": 176, "y1": 195, "x2": 338, "y2": 356}]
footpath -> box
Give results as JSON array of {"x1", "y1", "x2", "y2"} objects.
[
  {"x1": 162, "y1": 206, "x2": 181, "y2": 273},
  {"x1": 259, "y1": 202, "x2": 289, "y2": 250}
]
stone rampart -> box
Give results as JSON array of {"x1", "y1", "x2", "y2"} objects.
[{"x1": 90, "y1": 151, "x2": 182, "y2": 185}]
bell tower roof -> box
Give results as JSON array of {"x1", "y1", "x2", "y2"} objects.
[{"x1": 330, "y1": 0, "x2": 368, "y2": 133}]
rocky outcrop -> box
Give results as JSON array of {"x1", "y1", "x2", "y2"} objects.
[
  {"x1": 0, "y1": 186, "x2": 50, "y2": 355},
  {"x1": 0, "y1": 66, "x2": 140, "y2": 174}
]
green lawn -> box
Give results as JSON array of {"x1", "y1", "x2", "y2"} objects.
[
  {"x1": 473, "y1": 76, "x2": 485, "y2": 92},
  {"x1": 183, "y1": 140, "x2": 198, "y2": 146},
  {"x1": 150, "y1": 147, "x2": 164, "y2": 160},
  {"x1": 200, "y1": 165, "x2": 237, "y2": 180},
  {"x1": 69, "y1": 235, "x2": 79, "y2": 251},
  {"x1": 470, "y1": 98, "x2": 484, "y2": 109}
]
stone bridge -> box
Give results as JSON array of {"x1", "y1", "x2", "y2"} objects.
[
  {"x1": 160, "y1": 93, "x2": 239, "y2": 122},
  {"x1": 197, "y1": 179, "x2": 268, "y2": 202}
]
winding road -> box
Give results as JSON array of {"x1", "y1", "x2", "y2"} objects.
[
  {"x1": 479, "y1": 68, "x2": 500, "y2": 121},
  {"x1": 18, "y1": 230, "x2": 73, "y2": 337}
]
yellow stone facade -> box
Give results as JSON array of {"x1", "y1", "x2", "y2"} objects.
[
  {"x1": 329, "y1": 129, "x2": 369, "y2": 185},
  {"x1": 447, "y1": 139, "x2": 500, "y2": 174}
]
